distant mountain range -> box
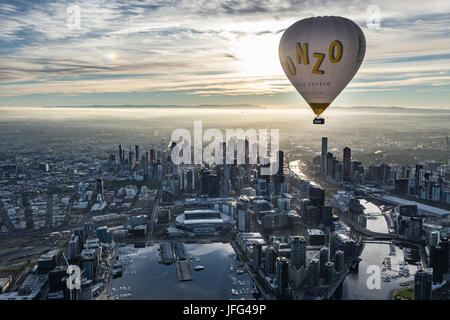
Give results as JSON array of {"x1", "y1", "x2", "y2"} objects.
[
  {"x1": 2, "y1": 104, "x2": 449, "y2": 112},
  {"x1": 38, "y1": 104, "x2": 267, "y2": 109}
]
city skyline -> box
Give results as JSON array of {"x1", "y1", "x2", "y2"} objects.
[{"x1": 0, "y1": 0, "x2": 449, "y2": 306}]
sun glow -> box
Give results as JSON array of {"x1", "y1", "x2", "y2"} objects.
[
  {"x1": 104, "y1": 52, "x2": 118, "y2": 61},
  {"x1": 235, "y1": 34, "x2": 283, "y2": 77}
]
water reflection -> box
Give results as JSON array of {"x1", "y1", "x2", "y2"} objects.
[
  {"x1": 342, "y1": 200, "x2": 419, "y2": 300},
  {"x1": 112, "y1": 242, "x2": 259, "y2": 300}
]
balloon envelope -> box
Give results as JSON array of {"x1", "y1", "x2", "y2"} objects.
[{"x1": 279, "y1": 16, "x2": 366, "y2": 116}]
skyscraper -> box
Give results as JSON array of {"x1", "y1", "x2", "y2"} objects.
[
  {"x1": 308, "y1": 258, "x2": 319, "y2": 288},
  {"x1": 414, "y1": 269, "x2": 432, "y2": 300},
  {"x1": 323, "y1": 261, "x2": 334, "y2": 285},
  {"x1": 439, "y1": 237, "x2": 449, "y2": 274},
  {"x1": 276, "y1": 257, "x2": 289, "y2": 296},
  {"x1": 96, "y1": 178, "x2": 104, "y2": 198},
  {"x1": 150, "y1": 149, "x2": 156, "y2": 163},
  {"x1": 81, "y1": 249, "x2": 96, "y2": 280},
  {"x1": 135, "y1": 145, "x2": 139, "y2": 162},
  {"x1": 237, "y1": 210, "x2": 250, "y2": 232},
  {"x1": 326, "y1": 152, "x2": 333, "y2": 178},
  {"x1": 430, "y1": 245, "x2": 445, "y2": 283},
  {"x1": 335, "y1": 250, "x2": 345, "y2": 272},
  {"x1": 128, "y1": 150, "x2": 134, "y2": 169},
  {"x1": 309, "y1": 186, "x2": 325, "y2": 207},
  {"x1": 321, "y1": 137, "x2": 328, "y2": 176},
  {"x1": 118, "y1": 145, "x2": 123, "y2": 167},
  {"x1": 78, "y1": 279, "x2": 93, "y2": 300},
  {"x1": 276, "y1": 150, "x2": 284, "y2": 183},
  {"x1": 84, "y1": 221, "x2": 94, "y2": 239},
  {"x1": 264, "y1": 246, "x2": 276, "y2": 275},
  {"x1": 290, "y1": 236, "x2": 306, "y2": 268},
  {"x1": 415, "y1": 164, "x2": 423, "y2": 193},
  {"x1": 252, "y1": 242, "x2": 263, "y2": 270},
  {"x1": 343, "y1": 147, "x2": 351, "y2": 181},
  {"x1": 68, "y1": 235, "x2": 80, "y2": 261},
  {"x1": 319, "y1": 247, "x2": 329, "y2": 278}
]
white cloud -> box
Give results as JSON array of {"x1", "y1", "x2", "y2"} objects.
[{"x1": 0, "y1": 0, "x2": 449, "y2": 100}]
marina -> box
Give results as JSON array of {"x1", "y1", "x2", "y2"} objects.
[{"x1": 111, "y1": 242, "x2": 259, "y2": 300}]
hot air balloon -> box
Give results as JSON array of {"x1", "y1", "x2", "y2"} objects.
[{"x1": 279, "y1": 16, "x2": 366, "y2": 124}]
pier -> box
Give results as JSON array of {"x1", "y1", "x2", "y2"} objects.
[
  {"x1": 173, "y1": 240, "x2": 186, "y2": 260},
  {"x1": 159, "y1": 241, "x2": 175, "y2": 264},
  {"x1": 176, "y1": 260, "x2": 194, "y2": 281}
]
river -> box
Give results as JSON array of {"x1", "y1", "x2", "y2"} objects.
[
  {"x1": 341, "y1": 200, "x2": 419, "y2": 300},
  {"x1": 289, "y1": 160, "x2": 320, "y2": 187}
]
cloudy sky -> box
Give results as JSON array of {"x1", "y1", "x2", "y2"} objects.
[{"x1": 0, "y1": 0, "x2": 449, "y2": 108}]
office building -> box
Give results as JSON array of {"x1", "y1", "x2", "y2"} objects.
[
  {"x1": 118, "y1": 145, "x2": 123, "y2": 167},
  {"x1": 81, "y1": 249, "x2": 96, "y2": 280},
  {"x1": 414, "y1": 164, "x2": 423, "y2": 193},
  {"x1": 334, "y1": 250, "x2": 345, "y2": 272},
  {"x1": 430, "y1": 245, "x2": 445, "y2": 283},
  {"x1": 96, "y1": 178, "x2": 104, "y2": 200},
  {"x1": 264, "y1": 246, "x2": 276, "y2": 275},
  {"x1": 237, "y1": 210, "x2": 250, "y2": 232},
  {"x1": 278, "y1": 198, "x2": 290, "y2": 211},
  {"x1": 331, "y1": 232, "x2": 356, "y2": 261},
  {"x1": 321, "y1": 137, "x2": 328, "y2": 176},
  {"x1": 414, "y1": 269, "x2": 432, "y2": 300},
  {"x1": 276, "y1": 257, "x2": 289, "y2": 296},
  {"x1": 84, "y1": 221, "x2": 94, "y2": 239},
  {"x1": 48, "y1": 266, "x2": 67, "y2": 293},
  {"x1": 96, "y1": 226, "x2": 112, "y2": 243},
  {"x1": 399, "y1": 205, "x2": 418, "y2": 217},
  {"x1": 307, "y1": 229, "x2": 325, "y2": 246},
  {"x1": 323, "y1": 261, "x2": 334, "y2": 285},
  {"x1": 78, "y1": 279, "x2": 93, "y2": 300},
  {"x1": 135, "y1": 145, "x2": 139, "y2": 162},
  {"x1": 308, "y1": 258, "x2": 319, "y2": 288},
  {"x1": 309, "y1": 187, "x2": 325, "y2": 208},
  {"x1": 439, "y1": 237, "x2": 449, "y2": 273},
  {"x1": 320, "y1": 206, "x2": 333, "y2": 226},
  {"x1": 290, "y1": 236, "x2": 306, "y2": 268},
  {"x1": 319, "y1": 247, "x2": 329, "y2": 277},
  {"x1": 252, "y1": 242, "x2": 263, "y2": 270},
  {"x1": 68, "y1": 235, "x2": 80, "y2": 261},
  {"x1": 343, "y1": 147, "x2": 351, "y2": 181}
]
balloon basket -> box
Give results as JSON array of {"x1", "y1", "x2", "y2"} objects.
[{"x1": 313, "y1": 117, "x2": 325, "y2": 125}]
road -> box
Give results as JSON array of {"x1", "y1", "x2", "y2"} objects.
[
  {"x1": 0, "y1": 201, "x2": 15, "y2": 232},
  {"x1": 148, "y1": 190, "x2": 160, "y2": 238},
  {"x1": 96, "y1": 242, "x2": 118, "y2": 300}
]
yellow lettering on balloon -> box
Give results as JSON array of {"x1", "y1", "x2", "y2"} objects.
[
  {"x1": 329, "y1": 40, "x2": 343, "y2": 63},
  {"x1": 312, "y1": 53, "x2": 325, "y2": 74},
  {"x1": 285, "y1": 57, "x2": 296, "y2": 76},
  {"x1": 296, "y1": 43, "x2": 309, "y2": 65}
]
